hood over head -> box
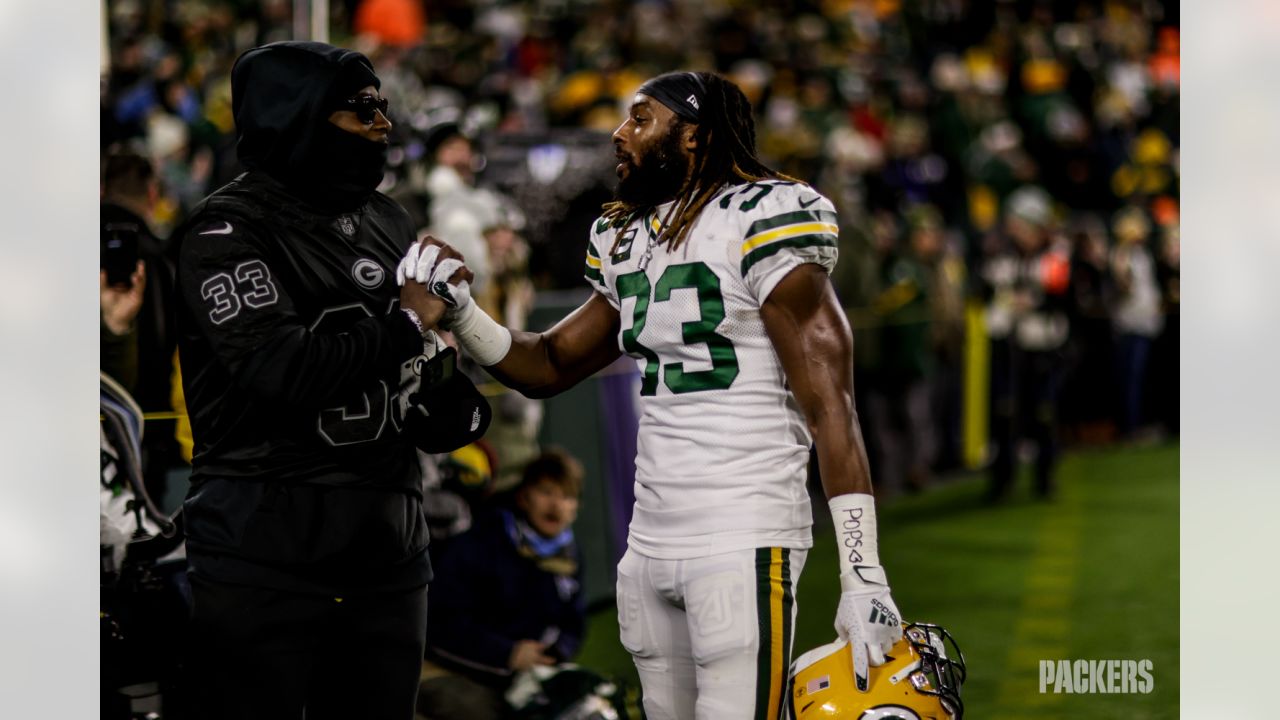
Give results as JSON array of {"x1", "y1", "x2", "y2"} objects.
[{"x1": 231, "y1": 41, "x2": 386, "y2": 212}]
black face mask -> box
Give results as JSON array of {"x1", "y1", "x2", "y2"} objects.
[
  {"x1": 287, "y1": 122, "x2": 388, "y2": 213},
  {"x1": 616, "y1": 122, "x2": 692, "y2": 207},
  {"x1": 233, "y1": 43, "x2": 390, "y2": 213}
]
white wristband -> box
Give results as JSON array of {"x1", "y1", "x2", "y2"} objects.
[
  {"x1": 830, "y1": 493, "x2": 880, "y2": 575},
  {"x1": 449, "y1": 300, "x2": 513, "y2": 367}
]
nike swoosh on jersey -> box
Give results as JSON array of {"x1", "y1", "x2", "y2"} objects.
[
  {"x1": 798, "y1": 196, "x2": 821, "y2": 208},
  {"x1": 199, "y1": 221, "x2": 234, "y2": 235}
]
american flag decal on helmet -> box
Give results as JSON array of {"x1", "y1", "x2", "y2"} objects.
[{"x1": 805, "y1": 675, "x2": 831, "y2": 694}]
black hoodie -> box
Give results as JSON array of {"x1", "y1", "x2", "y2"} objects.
[
  {"x1": 175, "y1": 42, "x2": 431, "y2": 594},
  {"x1": 232, "y1": 41, "x2": 388, "y2": 213}
]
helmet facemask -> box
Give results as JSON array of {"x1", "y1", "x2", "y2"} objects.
[{"x1": 901, "y1": 623, "x2": 967, "y2": 718}]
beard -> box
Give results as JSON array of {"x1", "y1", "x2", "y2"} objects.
[{"x1": 615, "y1": 123, "x2": 692, "y2": 207}]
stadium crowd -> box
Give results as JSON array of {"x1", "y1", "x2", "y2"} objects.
[
  {"x1": 102, "y1": 0, "x2": 1179, "y2": 484},
  {"x1": 100, "y1": 0, "x2": 1178, "y2": 715}
]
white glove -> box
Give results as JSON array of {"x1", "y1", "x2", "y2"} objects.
[
  {"x1": 835, "y1": 565, "x2": 903, "y2": 692},
  {"x1": 427, "y1": 257, "x2": 473, "y2": 311},
  {"x1": 396, "y1": 243, "x2": 442, "y2": 286}
]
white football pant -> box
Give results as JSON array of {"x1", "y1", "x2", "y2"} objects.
[{"x1": 616, "y1": 546, "x2": 808, "y2": 720}]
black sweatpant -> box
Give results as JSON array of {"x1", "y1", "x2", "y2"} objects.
[{"x1": 183, "y1": 574, "x2": 428, "y2": 720}]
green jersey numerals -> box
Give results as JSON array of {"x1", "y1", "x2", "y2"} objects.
[
  {"x1": 717, "y1": 179, "x2": 796, "y2": 211},
  {"x1": 617, "y1": 272, "x2": 661, "y2": 395},
  {"x1": 617, "y1": 262, "x2": 740, "y2": 396}
]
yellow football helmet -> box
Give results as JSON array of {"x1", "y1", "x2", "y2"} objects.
[{"x1": 786, "y1": 622, "x2": 966, "y2": 720}]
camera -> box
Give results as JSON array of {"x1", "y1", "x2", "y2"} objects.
[{"x1": 102, "y1": 222, "x2": 140, "y2": 288}]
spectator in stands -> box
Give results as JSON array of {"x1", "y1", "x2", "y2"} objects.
[
  {"x1": 919, "y1": 208, "x2": 969, "y2": 473},
  {"x1": 866, "y1": 206, "x2": 941, "y2": 496},
  {"x1": 101, "y1": 151, "x2": 165, "y2": 392},
  {"x1": 422, "y1": 120, "x2": 495, "y2": 292},
  {"x1": 419, "y1": 120, "x2": 540, "y2": 488},
  {"x1": 1110, "y1": 206, "x2": 1164, "y2": 439},
  {"x1": 1152, "y1": 222, "x2": 1179, "y2": 435},
  {"x1": 100, "y1": 243, "x2": 146, "y2": 391},
  {"x1": 980, "y1": 186, "x2": 1072, "y2": 501},
  {"x1": 842, "y1": 209, "x2": 899, "y2": 486},
  {"x1": 102, "y1": 0, "x2": 1180, "y2": 527},
  {"x1": 103, "y1": 1, "x2": 1177, "y2": 294},
  {"x1": 1063, "y1": 214, "x2": 1118, "y2": 442},
  {"x1": 102, "y1": 149, "x2": 183, "y2": 501},
  {"x1": 418, "y1": 448, "x2": 586, "y2": 720}
]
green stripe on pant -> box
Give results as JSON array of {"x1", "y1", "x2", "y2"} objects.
[{"x1": 754, "y1": 547, "x2": 793, "y2": 720}]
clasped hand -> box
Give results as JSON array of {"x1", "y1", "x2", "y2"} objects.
[{"x1": 395, "y1": 236, "x2": 474, "y2": 328}]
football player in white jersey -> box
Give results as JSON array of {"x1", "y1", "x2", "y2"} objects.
[{"x1": 403, "y1": 71, "x2": 904, "y2": 720}]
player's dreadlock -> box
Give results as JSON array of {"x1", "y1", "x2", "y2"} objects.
[{"x1": 603, "y1": 72, "x2": 799, "y2": 254}]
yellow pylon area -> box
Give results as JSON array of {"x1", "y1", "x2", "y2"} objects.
[{"x1": 963, "y1": 300, "x2": 989, "y2": 469}]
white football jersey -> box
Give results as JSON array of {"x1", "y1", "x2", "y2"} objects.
[{"x1": 584, "y1": 180, "x2": 839, "y2": 559}]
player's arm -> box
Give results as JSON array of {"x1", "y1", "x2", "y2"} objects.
[
  {"x1": 760, "y1": 262, "x2": 902, "y2": 691},
  {"x1": 412, "y1": 235, "x2": 622, "y2": 399},
  {"x1": 179, "y1": 220, "x2": 441, "y2": 409},
  {"x1": 487, "y1": 292, "x2": 622, "y2": 398},
  {"x1": 760, "y1": 263, "x2": 871, "y2": 499},
  {"x1": 445, "y1": 288, "x2": 622, "y2": 399}
]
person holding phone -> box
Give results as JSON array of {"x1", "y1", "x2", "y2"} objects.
[{"x1": 100, "y1": 151, "x2": 168, "y2": 396}]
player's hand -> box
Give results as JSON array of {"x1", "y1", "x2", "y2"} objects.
[
  {"x1": 396, "y1": 236, "x2": 473, "y2": 287},
  {"x1": 509, "y1": 639, "x2": 555, "y2": 671},
  {"x1": 416, "y1": 237, "x2": 477, "y2": 328},
  {"x1": 400, "y1": 279, "x2": 447, "y2": 330},
  {"x1": 396, "y1": 240, "x2": 434, "y2": 286},
  {"x1": 426, "y1": 256, "x2": 472, "y2": 311},
  {"x1": 834, "y1": 566, "x2": 903, "y2": 692},
  {"x1": 100, "y1": 261, "x2": 146, "y2": 335}
]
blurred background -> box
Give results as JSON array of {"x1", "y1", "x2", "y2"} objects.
[{"x1": 99, "y1": 0, "x2": 1179, "y2": 717}]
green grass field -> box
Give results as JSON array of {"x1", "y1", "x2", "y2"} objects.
[{"x1": 575, "y1": 443, "x2": 1179, "y2": 718}]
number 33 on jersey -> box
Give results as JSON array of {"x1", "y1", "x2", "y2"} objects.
[{"x1": 584, "y1": 180, "x2": 839, "y2": 558}]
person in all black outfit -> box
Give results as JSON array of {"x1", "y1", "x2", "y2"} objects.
[{"x1": 175, "y1": 41, "x2": 475, "y2": 720}]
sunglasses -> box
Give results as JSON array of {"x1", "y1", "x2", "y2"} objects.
[{"x1": 343, "y1": 95, "x2": 390, "y2": 124}]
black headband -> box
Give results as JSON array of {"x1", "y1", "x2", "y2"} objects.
[{"x1": 637, "y1": 71, "x2": 706, "y2": 124}]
